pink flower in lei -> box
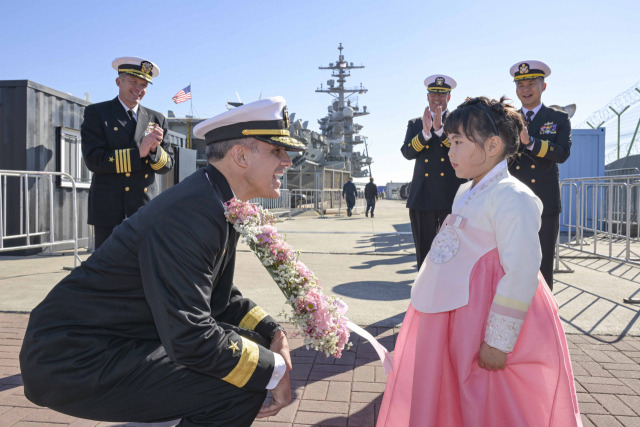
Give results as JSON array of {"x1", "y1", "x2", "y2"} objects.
[
  {"x1": 256, "y1": 225, "x2": 280, "y2": 245},
  {"x1": 295, "y1": 262, "x2": 312, "y2": 286},
  {"x1": 224, "y1": 198, "x2": 352, "y2": 358}
]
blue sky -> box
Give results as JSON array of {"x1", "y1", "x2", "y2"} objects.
[{"x1": 3, "y1": 0, "x2": 639, "y2": 185}]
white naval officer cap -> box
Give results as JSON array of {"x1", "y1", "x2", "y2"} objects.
[
  {"x1": 424, "y1": 74, "x2": 457, "y2": 93},
  {"x1": 112, "y1": 56, "x2": 160, "y2": 83},
  {"x1": 510, "y1": 60, "x2": 551, "y2": 81},
  {"x1": 193, "y1": 96, "x2": 307, "y2": 151}
]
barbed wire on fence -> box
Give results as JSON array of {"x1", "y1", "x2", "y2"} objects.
[
  {"x1": 578, "y1": 81, "x2": 640, "y2": 129},
  {"x1": 575, "y1": 80, "x2": 640, "y2": 164},
  {"x1": 603, "y1": 103, "x2": 640, "y2": 164}
]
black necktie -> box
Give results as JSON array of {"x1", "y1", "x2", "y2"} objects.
[
  {"x1": 127, "y1": 109, "x2": 136, "y2": 122},
  {"x1": 525, "y1": 110, "x2": 534, "y2": 124}
]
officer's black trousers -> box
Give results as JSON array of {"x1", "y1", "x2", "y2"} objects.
[
  {"x1": 409, "y1": 208, "x2": 450, "y2": 270},
  {"x1": 93, "y1": 225, "x2": 115, "y2": 249},
  {"x1": 50, "y1": 344, "x2": 266, "y2": 427},
  {"x1": 539, "y1": 214, "x2": 559, "y2": 291}
]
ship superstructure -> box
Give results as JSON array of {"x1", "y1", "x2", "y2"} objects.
[{"x1": 288, "y1": 43, "x2": 372, "y2": 181}]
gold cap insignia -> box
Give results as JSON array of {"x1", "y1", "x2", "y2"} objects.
[
  {"x1": 141, "y1": 61, "x2": 153, "y2": 75},
  {"x1": 519, "y1": 63, "x2": 529, "y2": 74},
  {"x1": 435, "y1": 77, "x2": 444, "y2": 86}
]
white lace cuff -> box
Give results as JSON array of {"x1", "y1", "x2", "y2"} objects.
[{"x1": 484, "y1": 311, "x2": 523, "y2": 353}]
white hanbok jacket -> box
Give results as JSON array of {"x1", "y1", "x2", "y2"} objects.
[{"x1": 411, "y1": 160, "x2": 544, "y2": 352}]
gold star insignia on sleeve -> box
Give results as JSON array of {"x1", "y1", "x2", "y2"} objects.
[
  {"x1": 109, "y1": 157, "x2": 114, "y2": 162},
  {"x1": 228, "y1": 340, "x2": 240, "y2": 355}
]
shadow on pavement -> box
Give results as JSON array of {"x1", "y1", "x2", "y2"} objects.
[
  {"x1": 555, "y1": 280, "x2": 640, "y2": 343},
  {"x1": 332, "y1": 280, "x2": 412, "y2": 301},
  {"x1": 349, "y1": 254, "x2": 415, "y2": 272}
]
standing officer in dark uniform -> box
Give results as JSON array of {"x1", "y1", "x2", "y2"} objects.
[
  {"x1": 342, "y1": 176, "x2": 358, "y2": 216},
  {"x1": 402, "y1": 74, "x2": 466, "y2": 269},
  {"x1": 81, "y1": 56, "x2": 175, "y2": 249},
  {"x1": 20, "y1": 97, "x2": 305, "y2": 426},
  {"x1": 509, "y1": 60, "x2": 572, "y2": 289}
]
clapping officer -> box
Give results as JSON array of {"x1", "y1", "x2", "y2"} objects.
[
  {"x1": 81, "y1": 56, "x2": 175, "y2": 248},
  {"x1": 401, "y1": 74, "x2": 466, "y2": 268},
  {"x1": 508, "y1": 60, "x2": 572, "y2": 289}
]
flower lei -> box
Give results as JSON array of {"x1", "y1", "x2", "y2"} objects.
[{"x1": 224, "y1": 198, "x2": 352, "y2": 358}]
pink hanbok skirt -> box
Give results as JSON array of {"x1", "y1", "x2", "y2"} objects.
[{"x1": 377, "y1": 249, "x2": 582, "y2": 427}]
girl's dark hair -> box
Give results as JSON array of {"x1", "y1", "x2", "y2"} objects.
[{"x1": 443, "y1": 96, "x2": 524, "y2": 159}]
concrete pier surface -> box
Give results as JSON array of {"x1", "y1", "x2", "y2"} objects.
[{"x1": 1, "y1": 199, "x2": 639, "y2": 426}]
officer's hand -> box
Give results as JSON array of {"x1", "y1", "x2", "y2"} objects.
[
  {"x1": 478, "y1": 341, "x2": 507, "y2": 371},
  {"x1": 256, "y1": 371, "x2": 291, "y2": 418},
  {"x1": 139, "y1": 125, "x2": 164, "y2": 157},
  {"x1": 422, "y1": 106, "x2": 433, "y2": 132},
  {"x1": 433, "y1": 106, "x2": 443, "y2": 131},
  {"x1": 520, "y1": 127, "x2": 530, "y2": 147},
  {"x1": 270, "y1": 329, "x2": 292, "y2": 371}
]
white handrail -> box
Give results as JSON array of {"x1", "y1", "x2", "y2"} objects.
[{"x1": 0, "y1": 170, "x2": 79, "y2": 268}]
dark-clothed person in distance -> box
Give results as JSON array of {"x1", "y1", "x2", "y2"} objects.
[
  {"x1": 365, "y1": 177, "x2": 377, "y2": 217},
  {"x1": 20, "y1": 97, "x2": 306, "y2": 426},
  {"x1": 342, "y1": 177, "x2": 358, "y2": 217},
  {"x1": 402, "y1": 74, "x2": 466, "y2": 269},
  {"x1": 508, "y1": 60, "x2": 572, "y2": 289},
  {"x1": 81, "y1": 56, "x2": 175, "y2": 249}
]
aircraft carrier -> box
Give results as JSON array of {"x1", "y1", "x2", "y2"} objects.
[{"x1": 286, "y1": 43, "x2": 373, "y2": 188}]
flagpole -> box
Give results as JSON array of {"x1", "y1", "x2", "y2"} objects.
[
  {"x1": 185, "y1": 82, "x2": 192, "y2": 149},
  {"x1": 189, "y1": 82, "x2": 193, "y2": 118}
]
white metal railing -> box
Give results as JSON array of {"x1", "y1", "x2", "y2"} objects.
[
  {"x1": 559, "y1": 174, "x2": 640, "y2": 303},
  {"x1": 251, "y1": 188, "x2": 367, "y2": 219},
  {"x1": 0, "y1": 170, "x2": 80, "y2": 268},
  {"x1": 250, "y1": 189, "x2": 292, "y2": 219}
]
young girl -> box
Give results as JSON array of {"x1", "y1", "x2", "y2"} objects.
[{"x1": 377, "y1": 97, "x2": 581, "y2": 426}]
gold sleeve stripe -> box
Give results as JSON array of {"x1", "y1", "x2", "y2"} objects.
[
  {"x1": 116, "y1": 150, "x2": 121, "y2": 173},
  {"x1": 239, "y1": 306, "x2": 269, "y2": 331},
  {"x1": 150, "y1": 147, "x2": 168, "y2": 171},
  {"x1": 115, "y1": 149, "x2": 132, "y2": 174},
  {"x1": 537, "y1": 140, "x2": 549, "y2": 158},
  {"x1": 115, "y1": 150, "x2": 122, "y2": 173},
  {"x1": 222, "y1": 337, "x2": 259, "y2": 388},
  {"x1": 442, "y1": 137, "x2": 450, "y2": 148},
  {"x1": 493, "y1": 294, "x2": 529, "y2": 312},
  {"x1": 411, "y1": 135, "x2": 425, "y2": 152},
  {"x1": 125, "y1": 148, "x2": 131, "y2": 173}
]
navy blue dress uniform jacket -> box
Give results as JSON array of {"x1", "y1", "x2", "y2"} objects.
[
  {"x1": 81, "y1": 97, "x2": 175, "y2": 227},
  {"x1": 20, "y1": 164, "x2": 282, "y2": 409},
  {"x1": 508, "y1": 104, "x2": 572, "y2": 215},
  {"x1": 401, "y1": 115, "x2": 466, "y2": 211}
]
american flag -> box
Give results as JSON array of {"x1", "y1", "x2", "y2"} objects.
[{"x1": 172, "y1": 85, "x2": 191, "y2": 104}]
